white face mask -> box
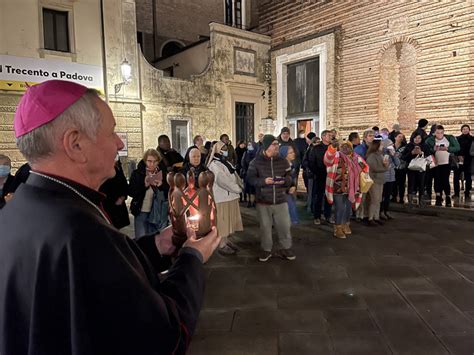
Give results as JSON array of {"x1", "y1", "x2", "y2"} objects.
[
  {"x1": 222, "y1": 151, "x2": 229, "y2": 157},
  {"x1": 247, "y1": 145, "x2": 254, "y2": 151},
  {"x1": 299, "y1": 134, "x2": 305, "y2": 139}
]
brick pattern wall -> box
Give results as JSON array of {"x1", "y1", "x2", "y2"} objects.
[
  {"x1": 257, "y1": 1, "x2": 474, "y2": 135},
  {"x1": 155, "y1": 0, "x2": 224, "y2": 48}
]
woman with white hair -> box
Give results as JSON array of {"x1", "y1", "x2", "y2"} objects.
[{"x1": 207, "y1": 141, "x2": 243, "y2": 255}]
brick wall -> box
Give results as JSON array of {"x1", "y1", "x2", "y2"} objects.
[
  {"x1": 155, "y1": 0, "x2": 224, "y2": 51},
  {"x1": 257, "y1": 1, "x2": 474, "y2": 136}
]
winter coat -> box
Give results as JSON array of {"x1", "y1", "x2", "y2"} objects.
[
  {"x1": 307, "y1": 143, "x2": 330, "y2": 178},
  {"x1": 457, "y1": 133, "x2": 473, "y2": 164},
  {"x1": 179, "y1": 162, "x2": 208, "y2": 189},
  {"x1": 235, "y1": 146, "x2": 247, "y2": 175},
  {"x1": 366, "y1": 152, "x2": 389, "y2": 184},
  {"x1": 383, "y1": 149, "x2": 400, "y2": 183},
  {"x1": 293, "y1": 137, "x2": 308, "y2": 162},
  {"x1": 425, "y1": 134, "x2": 460, "y2": 155},
  {"x1": 247, "y1": 152, "x2": 292, "y2": 205},
  {"x1": 470, "y1": 141, "x2": 474, "y2": 175},
  {"x1": 354, "y1": 142, "x2": 369, "y2": 160},
  {"x1": 99, "y1": 161, "x2": 130, "y2": 229},
  {"x1": 156, "y1": 147, "x2": 184, "y2": 172},
  {"x1": 402, "y1": 142, "x2": 431, "y2": 165},
  {"x1": 207, "y1": 159, "x2": 242, "y2": 204},
  {"x1": 0, "y1": 174, "x2": 15, "y2": 209},
  {"x1": 128, "y1": 160, "x2": 169, "y2": 216}
]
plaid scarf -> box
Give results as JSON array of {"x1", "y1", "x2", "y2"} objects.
[{"x1": 324, "y1": 145, "x2": 368, "y2": 209}]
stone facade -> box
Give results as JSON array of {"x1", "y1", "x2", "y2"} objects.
[
  {"x1": 1, "y1": 0, "x2": 270, "y2": 173},
  {"x1": 257, "y1": 1, "x2": 474, "y2": 135}
]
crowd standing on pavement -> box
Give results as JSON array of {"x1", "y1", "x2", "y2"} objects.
[
  {"x1": 2, "y1": 117, "x2": 474, "y2": 261},
  {"x1": 1, "y1": 79, "x2": 474, "y2": 354}
]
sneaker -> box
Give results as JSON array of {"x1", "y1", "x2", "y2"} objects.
[
  {"x1": 313, "y1": 218, "x2": 321, "y2": 225},
  {"x1": 380, "y1": 213, "x2": 388, "y2": 221},
  {"x1": 277, "y1": 248, "x2": 296, "y2": 261},
  {"x1": 328, "y1": 216, "x2": 335, "y2": 224},
  {"x1": 435, "y1": 196, "x2": 443, "y2": 207},
  {"x1": 385, "y1": 212, "x2": 394, "y2": 220},
  {"x1": 375, "y1": 219, "x2": 385, "y2": 225},
  {"x1": 258, "y1": 251, "x2": 272, "y2": 262},
  {"x1": 218, "y1": 245, "x2": 237, "y2": 256}
]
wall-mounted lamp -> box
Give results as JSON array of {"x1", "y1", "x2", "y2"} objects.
[{"x1": 114, "y1": 58, "x2": 132, "y2": 94}]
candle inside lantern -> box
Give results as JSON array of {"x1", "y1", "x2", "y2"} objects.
[{"x1": 188, "y1": 214, "x2": 200, "y2": 231}]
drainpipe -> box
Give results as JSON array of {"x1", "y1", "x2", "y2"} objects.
[
  {"x1": 152, "y1": 0, "x2": 157, "y2": 60},
  {"x1": 99, "y1": 0, "x2": 109, "y2": 101}
]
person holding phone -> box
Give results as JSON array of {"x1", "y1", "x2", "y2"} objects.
[
  {"x1": 129, "y1": 148, "x2": 169, "y2": 238},
  {"x1": 247, "y1": 135, "x2": 296, "y2": 262},
  {"x1": 425, "y1": 125, "x2": 460, "y2": 206},
  {"x1": 402, "y1": 134, "x2": 431, "y2": 207}
]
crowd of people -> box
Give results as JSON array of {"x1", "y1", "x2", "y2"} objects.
[
  {"x1": 2, "y1": 119, "x2": 473, "y2": 258},
  {"x1": 1, "y1": 79, "x2": 473, "y2": 354}
]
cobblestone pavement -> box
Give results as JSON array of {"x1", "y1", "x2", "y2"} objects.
[{"x1": 187, "y1": 203, "x2": 474, "y2": 355}]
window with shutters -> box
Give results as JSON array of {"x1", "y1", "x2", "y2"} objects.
[{"x1": 43, "y1": 8, "x2": 70, "y2": 52}]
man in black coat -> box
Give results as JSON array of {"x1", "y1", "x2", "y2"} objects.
[
  {"x1": 99, "y1": 158, "x2": 130, "y2": 229},
  {"x1": 307, "y1": 130, "x2": 333, "y2": 225},
  {"x1": 454, "y1": 124, "x2": 473, "y2": 199},
  {"x1": 0, "y1": 80, "x2": 220, "y2": 355},
  {"x1": 157, "y1": 134, "x2": 184, "y2": 172},
  {"x1": 0, "y1": 154, "x2": 15, "y2": 209}
]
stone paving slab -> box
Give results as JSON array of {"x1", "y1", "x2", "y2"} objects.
[{"x1": 187, "y1": 202, "x2": 474, "y2": 354}]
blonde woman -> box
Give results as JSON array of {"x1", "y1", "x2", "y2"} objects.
[
  {"x1": 129, "y1": 149, "x2": 169, "y2": 239},
  {"x1": 207, "y1": 141, "x2": 243, "y2": 255}
]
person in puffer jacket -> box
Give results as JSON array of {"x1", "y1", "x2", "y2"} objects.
[
  {"x1": 380, "y1": 139, "x2": 400, "y2": 220},
  {"x1": 247, "y1": 135, "x2": 296, "y2": 262}
]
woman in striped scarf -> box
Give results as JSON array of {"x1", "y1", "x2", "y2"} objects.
[{"x1": 324, "y1": 140, "x2": 368, "y2": 238}]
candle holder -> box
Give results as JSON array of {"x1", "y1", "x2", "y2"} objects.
[{"x1": 167, "y1": 169, "x2": 217, "y2": 248}]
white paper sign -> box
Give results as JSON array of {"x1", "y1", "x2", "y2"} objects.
[{"x1": 0, "y1": 54, "x2": 103, "y2": 91}]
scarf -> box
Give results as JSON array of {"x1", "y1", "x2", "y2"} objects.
[
  {"x1": 324, "y1": 145, "x2": 368, "y2": 208},
  {"x1": 339, "y1": 152, "x2": 362, "y2": 204}
]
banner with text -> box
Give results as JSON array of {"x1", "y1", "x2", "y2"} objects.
[{"x1": 0, "y1": 55, "x2": 104, "y2": 92}]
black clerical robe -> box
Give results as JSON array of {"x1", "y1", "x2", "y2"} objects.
[{"x1": 0, "y1": 173, "x2": 204, "y2": 355}]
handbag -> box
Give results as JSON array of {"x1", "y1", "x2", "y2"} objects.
[
  {"x1": 359, "y1": 171, "x2": 374, "y2": 193},
  {"x1": 408, "y1": 155, "x2": 427, "y2": 172}
]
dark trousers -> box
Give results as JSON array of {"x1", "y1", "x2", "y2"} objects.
[
  {"x1": 381, "y1": 181, "x2": 395, "y2": 213},
  {"x1": 453, "y1": 162, "x2": 472, "y2": 196},
  {"x1": 312, "y1": 178, "x2": 332, "y2": 219},
  {"x1": 424, "y1": 167, "x2": 434, "y2": 197},
  {"x1": 392, "y1": 169, "x2": 407, "y2": 202},
  {"x1": 407, "y1": 170, "x2": 426, "y2": 197},
  {"x1": 434, "y1": 164, "x2": 451, "y2": 197}
]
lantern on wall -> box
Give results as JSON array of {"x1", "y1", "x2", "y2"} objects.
[{"x1": 167, "y1": 169, "x2": 217, "y2": 248}]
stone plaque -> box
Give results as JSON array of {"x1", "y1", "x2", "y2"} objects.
[{"x1": 234, "y1": 48, "x2": 256, "y2": 76}]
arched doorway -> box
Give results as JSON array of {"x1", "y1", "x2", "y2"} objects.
[{"x1": 379, "y1": 40, "x2": 418, "y2": 131}]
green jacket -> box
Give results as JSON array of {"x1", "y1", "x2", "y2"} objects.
[{"x1": 425, "y1": 134, "x2": 460, "y2": 155}]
